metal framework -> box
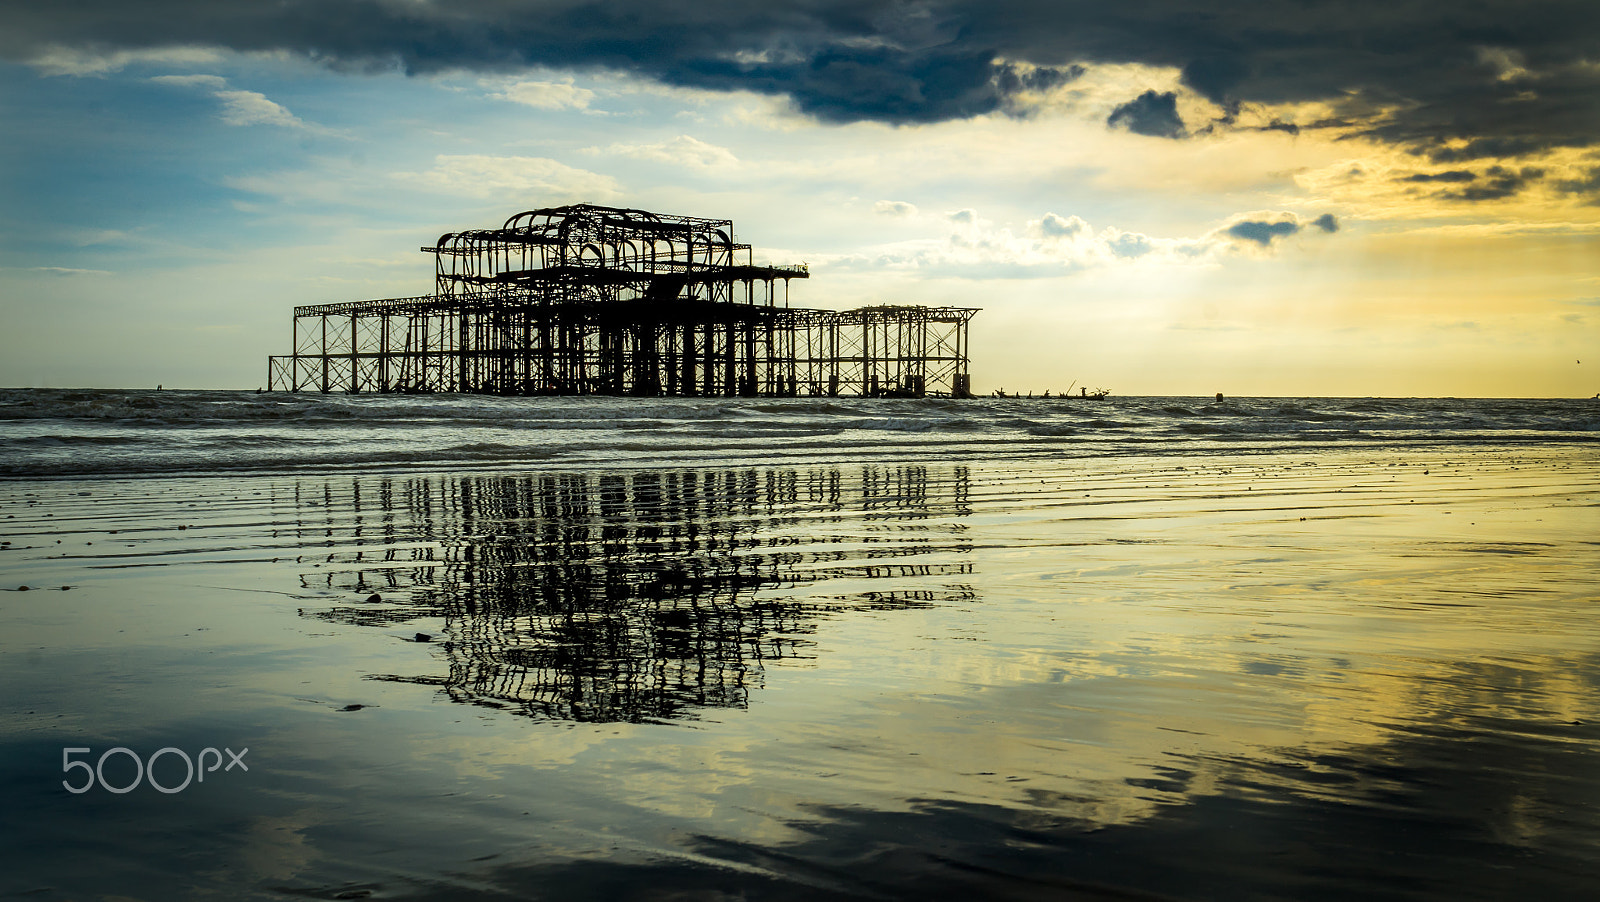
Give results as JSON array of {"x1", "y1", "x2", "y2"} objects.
[{"x1": 268, "y1": 204, "x2": 976, "y2": 397}]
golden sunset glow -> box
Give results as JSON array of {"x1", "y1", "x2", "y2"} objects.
[{"x1": 2, "y1": 5, "x2": 1596, "y2": 397}]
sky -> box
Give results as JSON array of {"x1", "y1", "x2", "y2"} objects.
[{"x1": 1, "y1": 1, "x2": 1596, "y2": 397}]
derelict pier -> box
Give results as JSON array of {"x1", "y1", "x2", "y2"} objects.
[{"x1": 268, "y1": 204, "x2": 975, "y2": 398}]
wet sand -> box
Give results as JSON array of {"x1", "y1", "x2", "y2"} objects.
[{"x1": 2, "y1": 446, "x2": 1598, "y2": 900}]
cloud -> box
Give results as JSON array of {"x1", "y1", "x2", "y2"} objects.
[
  {"x1": 7, "y1": 266, "x2": 114, "y2": 276},
  {"x1": 26, "y1": 44, "x2": 222, "y2": 76},
  {"x1": 149, "y1": 73, "x2": 227, "y2": 90},
  {"x1": 1107, "y1": 90, "x2": 1185, "y2": 139},
  {"x1": 396, "y1": 155, "x2": 620, "y2": 201},
  {"x1": 1105, "y1": 229, "x2": 1154, "y2": 258},
  {"x1": 1035, "y1": 212, "x2": 1086, "y2": 239},
  {"x1": 489, "y1": 78, "x2": 594, "y2": 111},
  {"x1": 1442, "y1": 166, "x2": 1547, "y2": 201},
  {"x1": 150, "y1": 73, "x2": 308, "y2": 129},
  {"x1": 1218, "y1": 211, "x2": 1340, "y2": 247},
  {"x1": 993, "y1": 62, "x2": 1086, "y2": 97},
  {"x1": 214, "y1": 89, "x2": 304, "y2": 127},
  {"x1": 1401, "y1": 170, "x2": 1478, "y2": 184},
  {"x1": 823, "y1": 207, "x2": 1336, "y2": 277},
  {"x1": 1553, "y1": 166, "x2": 1600, "y2": 200},
  {"x1": 874, "y1": 200, "x2": 917, "y2": 216},
  {"x1": 8, "y1": 1, "x2": 1598, "y2": 167},
  {"x1": 1395, "y1": 164, "x2": 1550, "y2": 202},
  {"x1": 598, "y1": 135, "x2": 737, "y2": 170},
  {"x1": 1224, "y1": 219, "x2": 1299, "y2": 246},
  {"x1": 68, "y1": 228, "x2": 135, "y2": 247}
]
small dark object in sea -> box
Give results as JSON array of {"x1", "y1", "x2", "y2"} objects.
[
  {"x1": 365, "y1": 593, "x2": 381, "y2": 603},
  {"x1": 340, "y1": 704, "x2": 367, "y2": 712},
  {"x1": 415, "y1": 633, "x2": 433, "y2": 643}
]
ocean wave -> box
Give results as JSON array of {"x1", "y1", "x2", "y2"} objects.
[
  {"x1": 2, "y1": 390, "x2": 1596, "y2": 478},
  {"x1": 1268, "y1": 404, "x2": 1365, "y2": 422},
  {"x1": 4, "y1": 434, "x2": 148, "y2": 446},
  {"x1": 836, "y1": 417, "x2": 969, "y2": 433}
]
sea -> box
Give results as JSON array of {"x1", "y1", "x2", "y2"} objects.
[
  {"x1": 1, "y1": 389, "x2": 1595, "y2": 477},
  {"x1": 1, "y1": 389, "x2": 1597, "y2": 900}
]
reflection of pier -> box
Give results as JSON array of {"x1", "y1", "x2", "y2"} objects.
[
  {"x1": 285, "y1": 465, "x2": 973, "y2": 723},
  {"x1": 267, "y1": 204, "x2": 977, "y2": 398}
]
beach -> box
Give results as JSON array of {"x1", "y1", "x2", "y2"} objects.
[{"x1": 2, "y1": 392, "x2": 1598, "y2": 899}]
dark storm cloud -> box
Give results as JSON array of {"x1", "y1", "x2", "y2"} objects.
[
  {"x1": 1443, "y1": 166, "x2": 1546, "y2": 201},
  {"x1": 1553, "y1": 166, "x2": 1600, "y2": 202},
  {"x1": 1221, "y1": 213, "x2": 1335, "y2": 245},
  {"x1": 1107, "y1": 90, "x2": 1185, "y2": 138},
  {"x1": 993, "y1": 62, "x2": 1086, "y2": 95},
  {"x1": 1225, "y1": 219, "x2": 1300, "y2": 246},
  {"x1": 3, "y1": 1, "x2": 1597, "y2": 158},
  {"x1": 1402, "y1": 170, "x2": 1478, "y2": 184},
  {"x1": 1397, "y1": 165, "x2": 1550, "y2": 201},
  {"x1": 694, "y1": 46, "x2": 1084, "y2": 123}
]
